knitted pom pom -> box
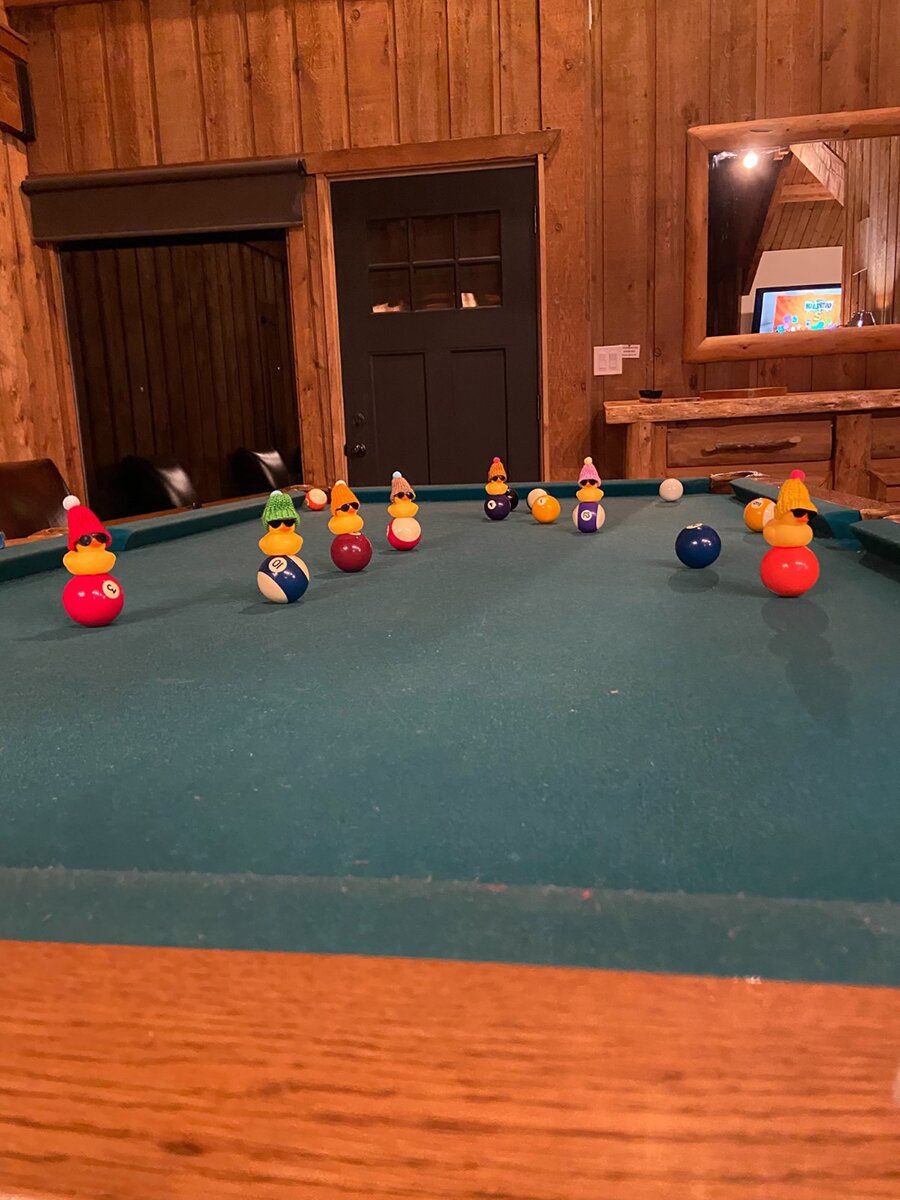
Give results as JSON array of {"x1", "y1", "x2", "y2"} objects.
[
  {"x1": 62, "y1": 495, "x2": 81, "y2": 511},
  {"x1": 790, "y1": 470, "x2": 805, "y2": 480},
  {"x1": 584, "y1": 457, "x2": 593, "y2": 465},
  {"x1": 392, "y1": 471, "x2": 401, "y2": 479}
]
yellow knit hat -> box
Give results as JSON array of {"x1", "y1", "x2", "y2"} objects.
[
  {"x1": 775, "y1": 470, "x2": 817, "y2": 518},
  {"x1": 487, "y1": 456, "x2": 507, "y2": 482},
  {"x1": 330, "y1": 479, "x2": 359, "y2": 515}
]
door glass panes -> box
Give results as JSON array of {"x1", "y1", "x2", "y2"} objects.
[{"x1": 367, "y1": 212, "x2": 502, "y2": 312}]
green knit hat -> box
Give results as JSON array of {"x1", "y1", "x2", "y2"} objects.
[{"x1": 261, "y1": 490, "x2": 299, "y2": 529}]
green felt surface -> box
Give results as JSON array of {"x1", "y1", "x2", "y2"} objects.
[
  {"x1": 2, "y1": 488, "x2": 899, "y2": 981},
  {"x1": 852, "y1": 519, "x2": 900, "y2": 567}
]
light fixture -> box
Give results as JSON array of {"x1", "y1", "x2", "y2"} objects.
[
  {"x1": 845, "y1": 310, "x2": 876, "y2": 327},
  {"x1": 742, "y1": 150, "x2": 759, "y2": 169}
]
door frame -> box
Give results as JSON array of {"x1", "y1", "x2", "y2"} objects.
[{"x1": 287, "y1": 129, "x2": 559, "y2": 487}]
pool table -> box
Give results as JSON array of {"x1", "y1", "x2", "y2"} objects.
[{"x1": 2, "y1": 477, "x2": 899, "y2": 986}]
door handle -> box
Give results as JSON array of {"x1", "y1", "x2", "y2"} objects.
[{"x1": 703, "y1": 437, "x2": 801, "y2": 455}]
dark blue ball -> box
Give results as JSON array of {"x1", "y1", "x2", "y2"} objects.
[
  {"x1": 484, "y1": 495, "x2": 511, "y2": 521},
  {"x1": 675, "y1": 524, "x2": 721, "y2": 569},
  {"x1": 257, "y1": 554, "x2": 310, "y2": 603}
]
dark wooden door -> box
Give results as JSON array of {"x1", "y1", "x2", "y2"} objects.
[{"x1": 332, "y1": 167, "x2": 540, "y2": 486}]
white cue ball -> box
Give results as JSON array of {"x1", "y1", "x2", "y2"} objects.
[
  {"x1": 659, "y1": 478, "x2": 684, "y2": 502},
  {"x1": 526, "y1": 488, "x2": 548, "y2": 510}
]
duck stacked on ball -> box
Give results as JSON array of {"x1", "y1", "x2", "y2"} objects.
[
  {"x1": 256, "y1": 491, "x2": 310, "y2": 604},
  {"x1": 60, "y1": 496, "x2": 124, "y2": 627},
  {"x1": 759, "y1": 471, "x2": 820, "y2": 597},
  {"x1": 329, "y1": 480, "x2": 373, "y2": 571},
  {"x1": 484, "y1": 457, "x2": 513, "y2": 521},
  {"x1": 572, "y1": 458, "x2": 606, "y2": 532},
  {"x1": 386, "y1": 471, "x2": 422, "y2": 550}
]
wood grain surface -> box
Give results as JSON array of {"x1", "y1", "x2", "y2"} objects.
[{"x1": 0, "y1": 941, "x2": 898, "y2": 1200}]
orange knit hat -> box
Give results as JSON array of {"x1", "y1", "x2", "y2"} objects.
[
  {"x1": 330, "y1": 479, "x2": 360, "y2": 515},
  {"x1": 390, "y1": 471, "x2": 415, "y2": 499},
  {"x1": 487, "y1": 456, "x2": 507, "y2": 482}
]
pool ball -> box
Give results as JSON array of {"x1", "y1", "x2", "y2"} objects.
[
  {"x1": 744, "y1": 496, "x2": 776, "y2": 532},
  {"x1": 506, "y1": 487, "x2": 519, "y2": 510},
  {"x1": 331, "y1": 532, "x2": 373, "y2": 572},
  {"x1": 386, "y1": 516, "x2": 422, "y2": 550},
  {"x1": 675, "y1": 523, "x2": 721, "y2": 569},
  {"x1": 62, "y1": 574, "x2": 124, "y2": 627},
  {"x1": 659, "y1": 478, "x2": 684, "y2": 502},
  {"x1": 484, "y1": 495, "x2": 511, "y2": 521},
  {"x1": 532, "y1": 494, "x2": 561, "y2": 524},
  {"x1": 526, "y1": 488, "x2": 548, "y2": 510},
  {"x1": 306, "y1": 487, "x2": 328, "y2": 511},
  {"x1": 257, "y1": 554, "x2": 310, "y2": 603},
  {"x1": 760, "y1": 546, "x2": 820, "y2": 597},
  {"x1": 572, "y1": 501, "x2": 606, "y2": 533}
]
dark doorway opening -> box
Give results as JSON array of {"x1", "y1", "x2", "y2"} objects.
[
  {"x1": 332, "y1": 166, "x2": 540, "y2": 487},
  {"x1": 59, "y1": 230, "x2": 300, "y2": 518}
]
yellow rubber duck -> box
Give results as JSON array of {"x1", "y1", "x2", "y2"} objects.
[
  {"x1": 328, "y1": 479, "x2": 364, "y2": 535},
  {"x1": 258, "y1": 490, "x2": 303, "y2": 556},
  {"x1": 387, "y1": 471, "x2": 418, "y2": 519},
  {"x1": 575, "y1": 457, "x2": 604, "y2": 503},
  {"x1": 763, "y1": 471, "x2": 817, "y2": 548},
  {"x1": 61, "y1": 496, "x2": 117, "y2": 575},
  {"x1": 485, "y1": 456, "x2": 509, "y2": 497}
]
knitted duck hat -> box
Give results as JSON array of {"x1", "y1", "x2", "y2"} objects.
[
  {"x1": 487, "y1": 456, "x2": 507, "y2": 481},
  {"x1": 391, "y1": 471, "x2": 415, "y2": 499},
  {"x1": 578, "y1": 457, "x2": 601, "y2": 485},
  {"x1": 775, "y1": 470, "x2": 817, "y2": 518},
  {"x1": 260, "y1": 490, "x2": 299, "y2": 529},
  {"x1": 330, "y1": 479, "x2": 359, "y2": 514},
  {"x1": 62, "y1": 495, "x2": 111, "y2": 552}
]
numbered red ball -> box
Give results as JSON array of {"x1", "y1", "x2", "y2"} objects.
[
  {"x1": 760, "y1": 546, "x2": 820, "y2": 597},
  {"x1": 331, "y1": 532, "x2": 373, "y2": 572},
  {"x1": 386, "y1": 517, "x2": 422, "y2": 551},
  {"x1": 62, "y1": 574, "x2": 125, "y2": 627}
]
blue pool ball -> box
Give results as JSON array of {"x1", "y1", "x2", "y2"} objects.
[
  {"x1": 257, "y1": 554, "x2": 310, "y2": 603},
  {"x1": 484, "y1": 495, "x2": 511, "y2": 521},
  {"x1": 675, "y1": 524, "x2": 721, "y2": 569}
]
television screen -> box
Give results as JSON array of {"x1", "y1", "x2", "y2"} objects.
[{"x1": 752, "y1": 284, "x2": 842, "y2": 334}]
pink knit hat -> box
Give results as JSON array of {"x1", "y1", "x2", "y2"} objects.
[{"x1": 577, "y1": 457, "x2": 601, "y2": 485}]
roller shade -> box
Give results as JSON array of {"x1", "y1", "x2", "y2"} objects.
[{"x1": 23, "y1": 157, "x2": 305, "y2": 243}]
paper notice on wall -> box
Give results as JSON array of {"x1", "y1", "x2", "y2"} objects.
[
  {"x1": 593, "y1": 346, "x2": 623, "y2": 376},
  {"x1": 620, "y1": 344, "x2": 641, "y2": 358}
]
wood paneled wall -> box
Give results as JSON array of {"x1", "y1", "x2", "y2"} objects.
[
  {"x1": 843, "y1": 136, "x2": 900, "y2": 325},
  {"x1": 4, "y1": 0, "x2": 900, "y2": 482}
]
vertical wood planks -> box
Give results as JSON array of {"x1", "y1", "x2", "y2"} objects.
[
  {"x1": 103, "y1": 0, "x2": 159, "y2": 167},
  {"x1": 0, "y1": 137, "x2": 33, "y2": 460},
  {"x1": 342, "y1": 0, "x2": 398, "y2": 147},
  {"x1": 709, "y1": 0, "x2": 757, "y2": 124},
  {"x1": 394, "y1": 0, "x2": 451, "y2": 143},
  {"x1": 245, "y1": 0, "x2": 301, "y2": 157},
  {"x1": 12, "y1": 10, "x2": 69, "y2": 173},
  {"x1": 196, "y1": 0, "x2": 255, "y2": 159},
  {"x1": 295, "y1": 0, "x2": 349, "y2": 152},
  {"x1": 54, "y1": 5, "x2": 115, "y2": 171},
  {"x1": 448, "y1": 0, "x2": 501, "y2": 139},
  {"x1": 821, "y1": 0, "x2": 875, "y2": 111},
  {"x1": 499, "y1": 0, "x2": 540, "y2": 133},
  {"x1": 148, "y1": 0, "x2": 207, "y2": 162}
]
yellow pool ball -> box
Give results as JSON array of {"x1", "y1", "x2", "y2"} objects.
[
  {"x1": 744, "y1": 496, "x2": 775, "y2": 532},
  {"x1": 532, "y1": 494, "x2": 561, "y2": 524}
]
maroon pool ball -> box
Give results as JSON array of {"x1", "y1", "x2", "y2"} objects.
[{"x1": 330, "y1": 532, "x2": 373, "y2": 573}]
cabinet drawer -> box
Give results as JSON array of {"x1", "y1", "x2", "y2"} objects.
[
  {"x1": 667, "y1": 417, "x2": 833, "y2": 467},
  {"x1": 872, "y1": 414, "x2": 900, "y2": 459},
  {"x1": 676, "y1": 461, "x2": 833, "y2": 488}
]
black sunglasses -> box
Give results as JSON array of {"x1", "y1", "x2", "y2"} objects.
[
  {"x1": 489, "y1": 474, "x2": 507, "y2": 483},
  {"x1": 578, "y1": 478, "x2": 596, "y2": 487},
  {"x1": 339, "y1": 501, "x2": 360, "y2": 512},
  {"x1": 791, "y1": 508, "x2": 812, "y2": 518},
  {"x1": 394, "y1": 491, "x2": 416, "y2": 500},
  {"x1": 77, "y1": 533, "x2": 110, "y2": 547},
  {"x1": 268, "y1": 519, "x2": 296, "y2": 529}
]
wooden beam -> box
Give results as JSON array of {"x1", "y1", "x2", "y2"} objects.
[
  {"x1": 779, "y1": 182, "x2": 836, "y2": 203},
  {"x1": 688, "y1": 323, "x2": 900, "y2": 363},
  {"x1": 790, "y1": 140, "x2": 846, "y2": 205},
  {"x1": 303, "y1": 129, "x2": 560, "y2": 177},
  {"x1": 0, "y1": 23, "x2": 27, "y2": 60},
  {"x1": 689, "y1": 105, "x2": 900, "y2": 150},
  {"x1": 833, "y1": 412, "x2": 873, "y2": 494},
  {"x1": 605, "y1": 389, "x2": 900, "y2": 425}
]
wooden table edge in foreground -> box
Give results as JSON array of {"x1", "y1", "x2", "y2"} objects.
[{"x1": 0, "y1": 940, "x2": 898, "y2": 1200}]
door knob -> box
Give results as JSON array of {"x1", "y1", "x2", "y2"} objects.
[
  {"x1": 352, "y1": 411, "x2": 366, "y2": 427},
  {"x1": 348, "y1": 443, "x2": 367, "y2": 457}
]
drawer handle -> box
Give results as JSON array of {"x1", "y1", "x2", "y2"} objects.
[{"x1": 703, "y1": 436, "x2": 801, "y2": 455}]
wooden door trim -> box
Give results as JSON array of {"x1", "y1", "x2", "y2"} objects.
[{"x1": 302, "y1": 131, "x2": 560, "y2": 180}]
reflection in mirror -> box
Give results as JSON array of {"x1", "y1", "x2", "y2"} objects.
[{"x1": 706, "y1": 136, "x2": 900, "y2": 337}]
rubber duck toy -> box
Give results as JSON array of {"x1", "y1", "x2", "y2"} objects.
[
  {"x1": 259, "y1": 490, "x2": 303, "y2": 557},
  {"x1": 484, "y1": 456, "x2": 512, "y2": 521},
  {"x1": 256, "y1": 490, "x2": 310, "y2": 604},
  {"x1": 329, "y1": 479, "x2": 372, "y2": 572},
  {"x1": 60, "y1": 495, "x2": 124, "y2": 627},
  {"x1": 763, "y1": 470, "x2": 816, "y2": 548},
  {"x1": 572, "y1": 457, "x2": 606, "y2": 533},
  {"x1": 386, "y1": 471, "x2": 422, "y2": 551},
  {"x1": 759, "y1": 471, "x2": 820, "y2": 598}
]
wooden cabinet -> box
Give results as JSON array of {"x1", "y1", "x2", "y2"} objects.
[{"x1": 604, "y1": 389, "x2": 900, "y2": 498}]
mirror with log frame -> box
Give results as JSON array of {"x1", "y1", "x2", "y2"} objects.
[{"x1": 684, "y1": 107, "x2": 900, "y2": 362}]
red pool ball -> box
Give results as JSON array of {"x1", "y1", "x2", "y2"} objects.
[
  {"x1": 760, "y1": 546, "x2": 820, "y2": 597},
  {"x1": 331, "y1": 532, "x2": 372, "y2": 572},
  {"x1": 386, "y1": 517, "x2": 422, "y2": 551},
  {"x1": 62, "y1": 574, "x2": 125, "y2": 627}
]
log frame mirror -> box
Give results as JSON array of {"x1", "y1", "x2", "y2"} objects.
[{"x1": 684, "y1": 106, "x2": 900, "y2": 362}]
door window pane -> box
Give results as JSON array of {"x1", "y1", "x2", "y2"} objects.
[
  {"x1": 370, "y1": 267, "x2": 411, "y2": 313},
  {"x1": 413, "y1": 265, "x2": 455, "y2": 310},
  {"x1": 411, "y1": 216, "x2": 454, "y2": 262},
  {"x1": 456, "y1": 212, "x2": 500, "y2": 259},
  {"x1": 459, "y1": 262, "x2": 502, "y2": 308},
  {"x1": 367, "y1": 218, "x2": 408, "y2": 265}
]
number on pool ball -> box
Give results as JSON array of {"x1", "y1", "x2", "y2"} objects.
[
  {"x1": 526, "y1": 488, "x2": 548, "y2": 511},
  {"x1": 331, "y1": 532, "x2": 373, "y2": 572},
  {"x1": 532, "y1": 494, "x2": 561, "y2": 524},
  {"x1": 257, "y1": 554, "x2": 310, "y2": 603},
  {"x1": 675, "y1": 524, "x2": 721, "y2": 569},
  {"x1": 572, "y1": 501, "x2": 606, "y2": 533},
  {"x1": 484, "y1": 496, "x2": 511, "y2": 521}
]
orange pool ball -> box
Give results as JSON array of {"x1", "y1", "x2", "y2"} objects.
[
  {"x1": 306, "y1": 487, "x2": 328, "y2": 511},
  {"x1": 743, "y1": 496, "x2": 775, "y2": 532},
  {"x1": 532, "y1": 494, "x2": 561, "y2": 524}
]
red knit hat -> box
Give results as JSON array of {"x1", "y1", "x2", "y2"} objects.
[{"x1": 62, "y1": 495, "x2": 111, "y2": 551}]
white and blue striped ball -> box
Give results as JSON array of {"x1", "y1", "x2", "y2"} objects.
[
  {"x1": 257, "y1": 555, "x2": 310, "y2": 603},
  {"x1": 572, "y1": 501, "x2": 606, "y2": 533}
]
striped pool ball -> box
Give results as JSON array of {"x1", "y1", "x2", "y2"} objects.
[
  {"x1": 572, "y1": 501, "x2": 606, "y2": 533},
  {"x1": 484, "y1": 495, "x2": 511, "y2": 521},
  {"x1": 306, "y1": 487, "x2": 328, "y2": 511},
  {"x1": 387, "y1": 517, "x2": 422, "y2": 550},
  {"x1": 257, "y1": 555, "x2": 310, "y2": 603},
  {"x1": 526, "y1": 488, "x2": 548, "y2": 510}
]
